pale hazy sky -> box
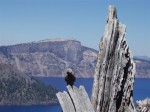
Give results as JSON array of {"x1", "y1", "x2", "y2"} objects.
[{"x1": 0, "y1": 0, "x2": 150, "y2": 57}]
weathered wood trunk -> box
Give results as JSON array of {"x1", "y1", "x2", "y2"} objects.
[
  {"x1": 136, "y1": 98, "x2": 150, "y2": 112},
  {"x1": 56, "y1": 85, "x2": 95, "y2": 112},
  {"x1": 56, "y1": 5, "x2": 136, "y2": 112},
  {"x1": 91, "y1": 5, "x2": 136, "y2": 112}
]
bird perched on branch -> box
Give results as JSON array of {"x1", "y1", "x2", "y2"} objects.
[{"x1": 65, "y1": 68, "x2": 76, "y2": 87}]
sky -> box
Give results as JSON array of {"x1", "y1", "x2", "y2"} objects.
[{"x1": 0, "y1": 0, "x2": 150, "y2": 57}]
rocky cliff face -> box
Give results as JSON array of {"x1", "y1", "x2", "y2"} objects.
[
  {"x1": 0, "y1": 39, "x2": 150, "y2": 78},
  {"x1": 91, "y1": 6, "x2": 135, "y2": 112},
  {"x1": 0, "y1": 39, "x2": 97, "y2": 77}
]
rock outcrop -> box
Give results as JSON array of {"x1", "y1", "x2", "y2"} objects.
[{"x1": 91, "y1": 6, "x2": 135, "y2": 112}]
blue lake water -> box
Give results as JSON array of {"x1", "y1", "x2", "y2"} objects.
[
  {"x1": 0, "y1": 105, "x2": 61, "y2": 112},
  {"x1": 0, "y1": 78, "x2": 150, "y2": 112}
]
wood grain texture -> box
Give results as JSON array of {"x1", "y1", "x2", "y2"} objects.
[
  {"x1": 56, "y1": 85, "x2": 95, "y2": 112},
  {"x1": 91, "y1": 5, "x2": 136, "y2": 112}
]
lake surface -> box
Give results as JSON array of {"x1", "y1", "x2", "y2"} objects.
[
  {"x1": 0, "y1": 105, "x2": 61, "y2": 112},
  {"x1": 0, "y1": 78, "x2": 149, "y2": 112}
]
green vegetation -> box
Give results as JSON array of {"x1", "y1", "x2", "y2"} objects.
[{"x1": 0, "y1": 64, "x2": 58, "y2": 105}]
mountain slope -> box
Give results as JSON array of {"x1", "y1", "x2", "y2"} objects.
[
  {"x1": 0, "y1": 63, "x2": 58, "y2": 105},
  {"x1": 0, "y1": 39, "x2": 150, "y2": 78},
  {"x1": 0, "y1": 39, "x2": 97, "y2": 77},
  {"x1": 134, "y1": 56, "x2": 150, "y2": 61},
  {"x1": 134, "y1": 58, "x2": 150, "y2": 78}
]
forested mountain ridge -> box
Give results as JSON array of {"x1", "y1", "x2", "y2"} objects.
[{"x1": 0, "y1": 63, "x2": 58, "y2": 105}]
